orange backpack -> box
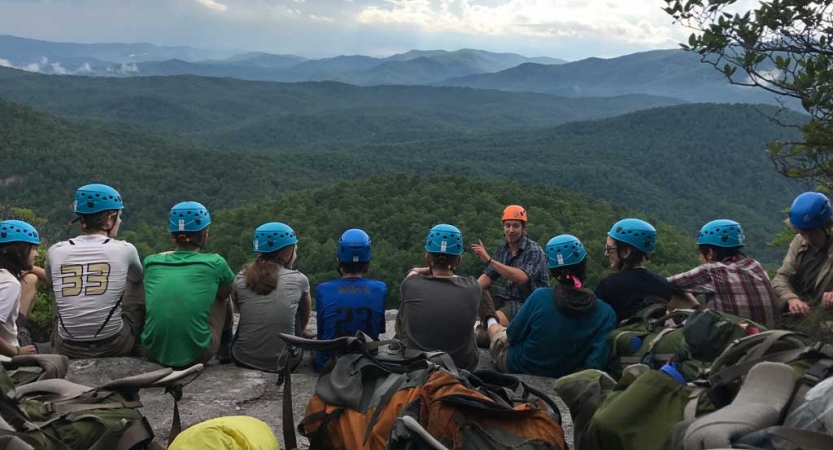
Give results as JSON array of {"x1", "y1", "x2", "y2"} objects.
[{"x1": 278, "y1": 334, "x2": 565, "y2": 450}]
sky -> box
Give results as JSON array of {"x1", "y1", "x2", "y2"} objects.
[{"x1": 0, "y1": 0, "x2": 761, "y2": 60}]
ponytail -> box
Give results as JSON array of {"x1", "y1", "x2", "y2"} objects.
[{"x1": 243, "y1": 245, "x2": 296, "y2": 295}]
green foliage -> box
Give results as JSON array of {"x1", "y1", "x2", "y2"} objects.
[
  {"x1": 663, "y1": 0, "x2": 833, "y2": 189},
  {"x1": 199, "y1": 175, "x2": 699, "y2": 307},
  {"x1": 0, "y1": 67, "x2": 684, "y2": 149},
  {"x1": 0, "y1": 99, "x2": 805, "y2": 265}
]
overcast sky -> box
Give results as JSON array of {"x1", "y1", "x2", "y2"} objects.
[{"x1": 0, "y1": 0, "x2": 761, "y2": 60}]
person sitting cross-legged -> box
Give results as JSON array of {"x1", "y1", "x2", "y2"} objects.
[
  {"x1": 46, "y1": 184, "x2": 145, "y2": 358},
  {"x1": 484, "y1": 234, "x2": 616, "y2": 378},
  {"x1": 314, "y1": 228, "x2": 386, "y2": 372},
  {"x1": 231, "y1": 222, "x2": 312, "y2": 372},
  {"x1": 141, "y1": 201, "x2": 235, "y2": 368},
  {"x1": 396, "y1": 224, "x2": 480, "y2": 372}
]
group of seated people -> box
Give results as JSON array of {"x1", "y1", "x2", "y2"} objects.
[{"x1": 0, "y1": 184, "x2": 831, "y2": 379}]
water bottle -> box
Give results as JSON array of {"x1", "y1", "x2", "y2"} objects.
[
  {"x1": 660, "y1": 362, "x2": 687, "y2": 385},
  {"x1": 629, "y1": 336, "x2": 643, "y2": 354}
]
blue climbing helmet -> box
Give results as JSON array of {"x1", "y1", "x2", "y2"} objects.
[
  {"x1": 424, "y1": 224, "x2": 464, "y2": 256},
  {"x1": 0, "y1": 220, "x2": 40, "y2": 245},
  {"x1": 608, "y1": 218, "x2": 657, "y2": 254},
  {"x1": 169, "y1": 201, "x2": 211, "y2": 232},
  {"x1": 73, "y1": 184, "x2": 124, "y2": 214},
  {"x1": 789, "y1": 192, "x2": 832, "y2": 230},
  {"x1": 697, "y1": 219, "x2": 745, "y2": 248},
  {"x1": 546, "y1": 234, "x2": 586, "y2": 269},
  {"x1": 253, "y1": 222, "x2": 297, "y2": 253},
  {"x1": 338, "y1": 229, "x2": 372, "y2": 263}
]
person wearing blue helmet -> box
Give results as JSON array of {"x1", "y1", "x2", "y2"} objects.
[
  {"x1": 481, "y1": 235, "x2": 616, "y2": 377},
  {"x1": 396, "y1": 224, "x2": 481, "y2": 371},
  {"x1": 595, "y1": 218, "x2": 672, "y2": 323},
  {"x1": 773, "y1": 192, "x2": 833, "y2": 316},
  {"x1": 668, "y1": 220, "x2": 779, "y2": 328},
  {"x1": 46, "y1": 184, "x2": 145, "y2": 358},
  {"x1": 0, "y1": 220, "x2": 41, "y2": 357},
  {"x1": 231, "y1": 222, "x2": 312, "y2": 372},
  {"x1": 142, "y1": 201, "x2": 236, "y2": 368},
  {"x1": 313, "y1": 229, "x2": 387, "y2": 372}
]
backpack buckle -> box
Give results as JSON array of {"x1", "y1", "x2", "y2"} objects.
[{"x1": 803, "y1": 359, "x2": 833, "y2": 387}]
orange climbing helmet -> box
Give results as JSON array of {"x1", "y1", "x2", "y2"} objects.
[{"x1": 502, "y1": 205, "x2": 528, "y2": 223}]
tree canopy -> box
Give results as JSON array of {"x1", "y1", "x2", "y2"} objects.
[{"x1": 663, "y1": 0, "x2": 833, "y2": 188}]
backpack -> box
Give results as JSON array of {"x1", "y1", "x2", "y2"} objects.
[
  {"x1": 276, "y1": 333, "x2": 566, "y2": 450},
  {"x1": 608, "y1": 306, "x2": 765, "y2": 381},
  {"x1": 0, "y1": 355, "x2": 69, "y2": 387},
  {"x1": 705, "y1": 330, "x2": 833, "y2": 410},
  {"x1": 554, "y1": 365, "x2": 718, "y2": 450},
  {"x1": 0, "y1": 361, "x2": 204, "y2": 450}
]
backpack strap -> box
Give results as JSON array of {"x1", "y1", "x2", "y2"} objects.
[
  {"x1": 92, "y1": 292, "x2": 124, "y2": 339},
  {"x1": 281, "y1": 349, "x2": 297, "y2": 450},
  {"x1": 746, "y1": 330, "x2": 802, "y2": 362},
  {"x1": 393, "y1": 416, "x2": 449, "y2": 450},
  {"x1": 683, "y1": 388, "x2": 703, "y2": 421},
  {"x1": 708, "y1": 348, "x2": 806, "y2": 387}
]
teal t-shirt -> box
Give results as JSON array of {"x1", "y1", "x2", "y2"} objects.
[{"x1": 141, "y1": 250, "x2": 235, "y2": 367}]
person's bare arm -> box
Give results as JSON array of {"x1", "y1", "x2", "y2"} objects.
[
  {"x1": 299, "y1": 292, "x2": 311, "y2": 331},
  {"x1": 471, "y1": 239, "x2": 529, "y2": 284},
  {"x1": 216, "y1": 284, "x2": 233, "y2": 302}
]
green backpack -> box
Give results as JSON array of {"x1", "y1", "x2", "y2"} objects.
[
  {"x1": 555, "y1": 365, "x2": 719, "y2": 450},
  {"x1": 608, "y1": 306, "x2": 766, "y2": 381},
  {"x1": 0, "y1": 362, "x2": 204, "y2": 450}
]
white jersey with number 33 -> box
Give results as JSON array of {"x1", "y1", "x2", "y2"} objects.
[{"x1": 46, "y1": 235, "x2": 143, "y2": 341}]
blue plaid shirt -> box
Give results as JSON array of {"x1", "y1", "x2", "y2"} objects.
[{"x1": 483, "y1": 234, "x2": 549, "y2": 314}]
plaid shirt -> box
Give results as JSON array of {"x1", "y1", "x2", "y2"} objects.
[
  {"x1": 484, "y1": 235, "x2": 549, "y2": 315},
  {"x1": 667, "y1": 257, "x2": 779, "y2": 328}
]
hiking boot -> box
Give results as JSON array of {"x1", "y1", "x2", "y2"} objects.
[
  {"x1": 216, "y1": 343, "x2": 233, "y2": 365},
  {"x1": 475, "y1": 323, "x2": 491, "y2": 349},
  {"x1": 478, "y1": 291, "x2": 497, "y2": 324}
]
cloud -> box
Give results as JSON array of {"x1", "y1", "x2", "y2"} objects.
[
  {"x1": 309, "y1": 14, "x2": 335, "y2": 22},
  {"x1": 22, "y1": 62, "x2": 40, "y2": 72},
  {"x1": 356, "y1": 0, "x2": 679, "y2": 45},
  {"x1": 0, "y1": 58, "x2": 12, "y2": 68},
  {"x1": 106, "y1": 62, "x2": 140, "y2": 75},
  {"x1": 50, "y1": 62, "x2": 68, "y2": 74},
  {"x1": 193, "y1": 0, "x2": 228, "y2": 11},
  {"x1": 75, "y1": 62, "x2": 93, "y2": 73}
]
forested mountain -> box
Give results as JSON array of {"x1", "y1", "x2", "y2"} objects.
[
  {"x1": 0, "y1": 36, "x2": 565, "y2": 85},
  {"x1": 0, "y1": 98, "x2": 804, "y2": 264},
  {"x1": 439, "y1": 49, "x2": 784, "y2": 106},
  {"x1": 0, "y1": 67, "x2": 685, "y2": 147},
  {"x1": 333, "y1": 103, "x2": 807, "y2": 263},
  {"x1": 0, "y1": 35, "x2": 236, "y2": 65},
  {"x1": 123, "y1": 176, "x2": 701, "y2": 307}
]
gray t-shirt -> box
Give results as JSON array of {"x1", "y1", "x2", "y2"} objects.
[
  {"x1": 231, "y1": 266, "x2": 310, "y2": 372},
  {"x1": 398, "y1": 274, "x2": 480, "y2": 371}
]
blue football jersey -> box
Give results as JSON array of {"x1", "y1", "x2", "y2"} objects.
[{"x1": 314, "y1": 277, "x2": 387, "y2": 371}]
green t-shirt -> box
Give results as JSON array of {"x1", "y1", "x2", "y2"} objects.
[{"x1": 141, "y1": 250, "x2": 235, "y2": 367}]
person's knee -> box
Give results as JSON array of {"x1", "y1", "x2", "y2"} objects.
[{"x1": 496, "y1": 310, "x2": 510, "y2": 327}]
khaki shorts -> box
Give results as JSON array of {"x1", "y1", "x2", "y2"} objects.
[
  {"x1": 489, "y1": 329, "x2": 510, "y2": 373},
  {"x1": 193, "y1": 297, "x2": 233, "y2": 366}
]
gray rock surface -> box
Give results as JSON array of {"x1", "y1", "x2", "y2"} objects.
[{"x1": 64, "y1": 310, "x2": 573, "y2": 448}]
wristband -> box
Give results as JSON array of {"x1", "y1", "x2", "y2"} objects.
[
  {"x1": 487, "y1": 258, "x2": 492, "y2": 265},
  {"x1": 15, "y1": 347, "x2": 20, "y2": 356}
]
